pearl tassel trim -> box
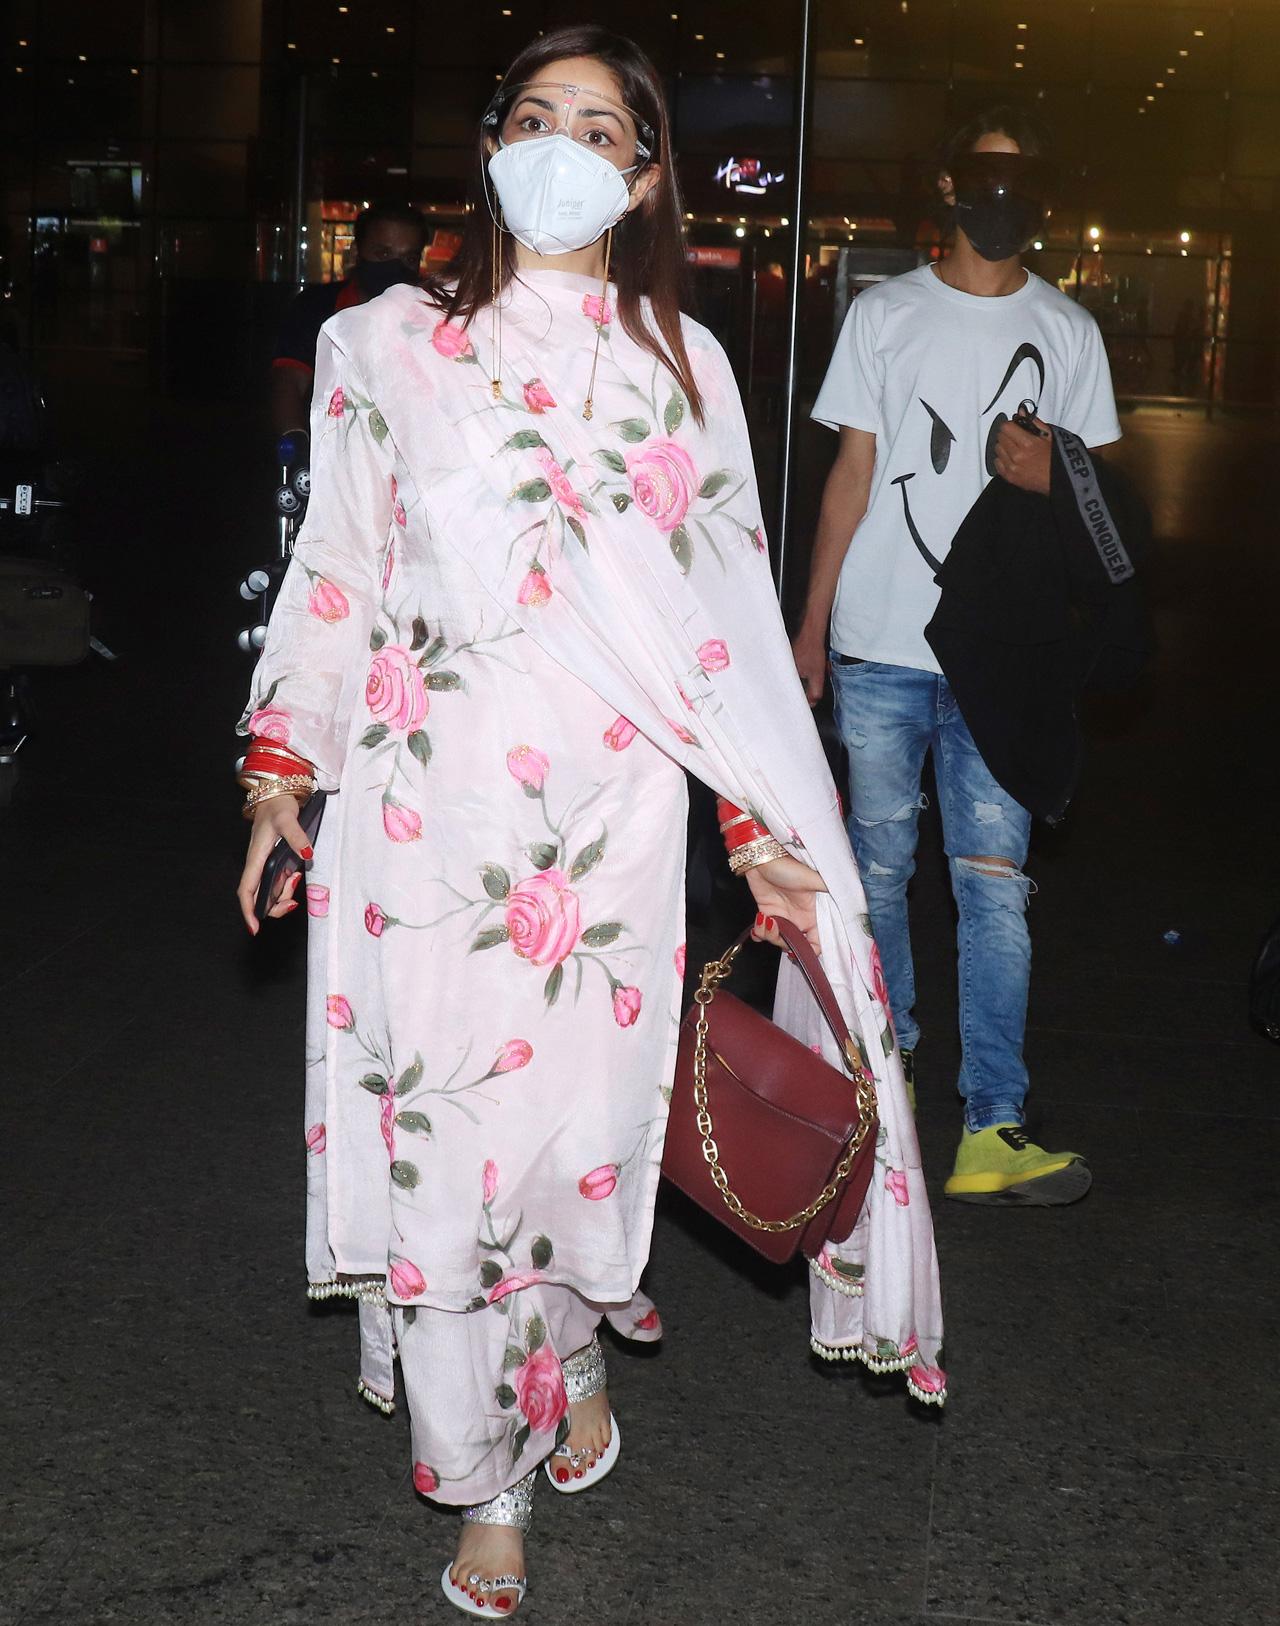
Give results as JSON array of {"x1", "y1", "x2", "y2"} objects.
[
  {"x1": 809, "y1": 1337, "x2": 947, "y2": 1406},
  {"x1": 356, "y1": 1376, "x2": 396, "y2": 1416},
  {"x1": 307, "y1": 1278, "x2": 387, "y2": 1307},
  {"x1": 808, "y1": 1258, "x2": 865, "y2": 1300}
]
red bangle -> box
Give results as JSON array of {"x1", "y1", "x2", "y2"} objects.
[
  {"x1": 716, "y1": 797, "x2": 771, "y2": 853},
  {"x1": 244, "y1": 738, "x2": 316, "y2": 777}
]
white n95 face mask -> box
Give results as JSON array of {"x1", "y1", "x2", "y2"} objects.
[{"x1": 488, "y1": 136, "x2": 634, "y2": 257}]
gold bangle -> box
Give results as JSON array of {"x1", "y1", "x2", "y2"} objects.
[
  {"x1": 718, "y1": 811, "x2": 756, "y2": 834},
  {"x1": 242, "y1": 774, "x2": 315, "y2": 819},
  {"x1": 727, "y1": 836, "x2": 787, "y2": 876}
]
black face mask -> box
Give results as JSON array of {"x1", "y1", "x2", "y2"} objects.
[
  {"x1": 949, "y1": 152, "x2": 1053, "y2": 263},
  {"x1": 352, "y1": 259, "x2": 420, "y2": 298}
]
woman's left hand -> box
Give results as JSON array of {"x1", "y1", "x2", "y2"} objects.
[{"x1": 744, "y1": 855, "x2": 828, "y2": 953}]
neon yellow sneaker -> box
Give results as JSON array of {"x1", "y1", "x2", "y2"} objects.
[{"x1": 944, "y1": 1124, "x2": 1092, "y2": 1206}]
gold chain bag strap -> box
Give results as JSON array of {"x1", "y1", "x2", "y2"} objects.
[{"x1": 663, "y1": 918, "x2": 880, "y2": 1264}]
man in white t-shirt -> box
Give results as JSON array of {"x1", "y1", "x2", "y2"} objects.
[{"x1": 793, "y1": 106, "x2": 1121, "y2": 1206}]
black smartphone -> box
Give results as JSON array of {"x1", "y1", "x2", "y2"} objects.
[{"x1": 253, "y1": 789, "x2": 328, "y2": 923}]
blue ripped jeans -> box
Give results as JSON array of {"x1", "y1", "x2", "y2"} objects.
[{"x1": 830, "y1": 657, "x2": 1034, "y2": 1130}]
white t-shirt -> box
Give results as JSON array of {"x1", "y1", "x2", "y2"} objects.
[{"x1": 812, "y1": 264, "x2": 1122, "y2": 672}]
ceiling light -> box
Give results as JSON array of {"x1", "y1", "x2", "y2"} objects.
[
  {"x1": 338, "y1": 4, "x2": 348, "y2": 11},
  {"x1": 287, "y1": 41, "x2": 296, "y2": 48},
  {"x1": 1180, "y1": 230, "x2": 1191, "y2": 243},
  {"x1": 371, "y1": 69, "x2": 379, "y2": 77},
  {"x1": 1155, "y1": 81, "x2": 1164, "y2": 88},
  {"x1": 78, "y1": 53, "x2": 87, "y2": 60},
  {"x1": 1181, "y1": 248, "x2": 1188, "y2": 257},
  {"x1": 1146, "y1": 94, "x2": 1155, "y2": 101},
  {"x1": 671, "y1": 10, "x2": 679, "y2": 17},
  {"x1": 332, "y1": 56, "x2": 340, "y2": 63},
  {"x1": 1016, "y1": 42, "x2": 1025, "y2": 51},
  {"x1": 1032, "y1": 239, "x2": 1043, "y2": 250},
  {"x1": 716, "y1": 51, "x2": 725, "y2": 59},
  {"x1": 685, "y1": 212, "x2": 694, "y2": 220},
  {"x1": 1178, "y1": 49, "x2": 1189, "y2": 56},
  {"x1": 853, "y1": 37, "x2": 865, "y2": 46},
  {"x1": 15, "y1": 65, "x2": 22, "y2": 73},
  {"x1": 1092, "y1": 243, "x2": 1100, "y2": 253},
  {"x1": 1014, "y1": 61, "x2": 1024, "y2": 68},
  {"x1": 386, "y1": 24, "x2": 395, "y2": 31},
  {"x1": 1088, "y1": 226, "x2": 1100, "y2": 239},
  {"x1": 18, "y1": 38, "x2": 28, "y2": 46},
  {"x1": 735, "y1": 227, "x2": 746, "y2": 238},
  {"x1": 1016, "y1": 21, "x2": 1028, "y2": 28},
  {"x1": 763, "y1": 228, "x2": 771, "y2": 238},
  {"x1": 1138, "y1": 106, "x2": 1146, "y2": 114},
  {"x1": 1193, "y1": 28, "x2": 1204, "y2": 37},
  {"x1": 131, "y1": 66, "x2": 139, "y2": 75},
  {"x1": 780, "y1": 216, "x2": 790, "y2": 226}
]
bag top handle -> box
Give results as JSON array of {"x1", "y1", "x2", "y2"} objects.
[{"x1": 727, "y1": 917, "x2": 865, "y2": 1077}]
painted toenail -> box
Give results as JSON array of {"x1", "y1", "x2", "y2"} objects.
[{"x1": 555, "y1": 1467, "x2": 569, "y2": 1482}]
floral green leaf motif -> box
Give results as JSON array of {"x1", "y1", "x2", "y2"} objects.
[
  {"x1": 394, "y1": 1110, "x2": 433, "y2": 1136},
  {"x1": 358, "y1": 1073, "x2": 389, "y2": 1095},
  {"x1": 503, "y1": 1344, "x2": 528, "y2": 1370},
  {"x1": 664, "y1": 391, "x2": 686, "y2": 436},
  {"x1": 503, "y1": 430, "x2": 547, "y2": 452},
  {"x1": 396, "y1": 1054, "x2": 424, "y2": 1095},
  {"x1": 407, "y1": 728, "x2": 432, "y2": 767},
  {"x1": 390, "y1": 1159, "x2": 421, "y2": 1189},
  {"x1": 831, "y1": 1257, "x2": 865, "y2": 1281},
  {"x1": 544, "y1": 963, "x2": 564, "y2": 1007},
  {"x1": 369, "y1": 626, "x2": 387, "y2": 652},
  {"x1": 495, "y1": 1383, "x2": 518, "y2": 1410},
  {"x1": 593, "y1": 448, "x2": 627, "y2": 474},
  {"x1": 875, "y1": 1337, "x2": 900, "y2": 1360},
  {"x1": 613, "y1": 417, "x2": 651, "y2": 443},
  {"x1": 580, "y1": 921, "x2": 622, "y2": 948},
  {"x1": 368, "y1": 408, "x2": 390, "y2": 445},
  {"x1": 471, "y1": 925, "x2": 511, "y2": 953},
  {"x1": 424, "y1": 671, "x2": 461, "y2": 695},
  {"x1": 402, "y1": 1307, "x2": 417, "y2": 1326},
  {"x1": 530, "y1": 1234, "x2": 554, "y2": 1270},
  {"x1": 858, "y1": 913, "x2": 873, "y2": 936},
  {"x1": 853, "y1": 1033, "x2": 872, "y2": 1074},
  {"x1": 611, "y1": 492, "x2": 632, "y2": 514},
  {"x1": 511, "y1": 1422, "x2": 531, "y2": 1462},
  {"x1": 359, "y1": 723, "x2": 390, "y2": 749},
  {"x1": 510, "y1": 478, "x2": 552, "y2": 504},
  {"x1": 669, "y1": 525, "x2": 693, "y2": 574},
  {"x1": 481, "y1": 863, "x2": 512, "y2": 901},
  {"x1": 467, "y1": 1295, "x2": 488, "y2": 1312},
  {"x1": 418, "y1": 634, "x2": 448, "y2": 667},
  {"x1": 566, "y1": 514, "x2": 588, "y2": 552},
  {"x1": 525, "y1": 1313, "x2": 547, "y2": 1353},
  {"x1": 569, "y1": 834, "x2": 606, "y2": 882},
  {"x1": 698, "y1": 470, "x2": 732, "y2": 499},
  {"x1": 258, "y1": 677, "x2": 281, "y2": 709},
  {"x1": 527, "y1": 841, "x2": 558, "y2": 871},
  {"x1": 880, "y1": 1023, "x2": 895, "y2": 1057},
  {"x1": 522, "y1": 781, "x2": 542, "y2": 800},
  {"x1": 479, "y1": 1260, "x2": 503, "y2": 1289},
  {"x1": 410, "y1": 616, "x2": 429, "y2": 652}
]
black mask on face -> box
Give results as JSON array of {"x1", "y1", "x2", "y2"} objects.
[
  {"x1": 949, "y1": 152, "x2": 1053, "y2": 263},
  {"x1": 352, "y1": 258, "x2": 420, "y2": 298}
]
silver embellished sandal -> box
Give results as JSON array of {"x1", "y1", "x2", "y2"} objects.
[
  {"x1": 440, "y1": 1470, "x2": 534, "y2": 1617},
  {"x1": 543, "y1": 1333, "x2": 622, "y2": 1494}
]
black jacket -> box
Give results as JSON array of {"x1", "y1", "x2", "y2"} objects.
[{"x1": 924, "y1": 424, "x2": 1151, "y2": 823}]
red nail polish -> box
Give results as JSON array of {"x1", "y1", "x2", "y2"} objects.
[
  {"x1": 755, "y1": 911, "x2": 764, "y2": 925},
  {"x1": 300, "y1": 846, "x2": 314, "y2": 861},
  {"x1": 765, "y1": 916, "x2": 776, "y2": 931}
]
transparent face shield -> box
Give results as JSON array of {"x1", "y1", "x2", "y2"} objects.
[{"x1": 482, "y1": 80, "x2": 655, "y2": 175}]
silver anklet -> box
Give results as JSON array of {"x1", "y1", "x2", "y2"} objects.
[
  {"x1": 461, "y1": 1469, "x2": 536, "y2": 1533},
  {"x1": 561, "y1": 1333, "x2": 607, "y2": 1404}
]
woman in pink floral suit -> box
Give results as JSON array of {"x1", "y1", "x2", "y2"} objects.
[{"x1": 237, "y1": 25, "x2": 945, "y2": 1618}]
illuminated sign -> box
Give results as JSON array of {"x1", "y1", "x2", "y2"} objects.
[
  {"x1": 714, "y1": 156, "x2": 786, "y2": 196},
  {"x1": 687, "y1": 247, "x2": 743, "y2": 269}
]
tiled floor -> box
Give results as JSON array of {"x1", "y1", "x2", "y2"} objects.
[{"x1": 1, "y1": 402, "x2": 1276, "y2": 1624}]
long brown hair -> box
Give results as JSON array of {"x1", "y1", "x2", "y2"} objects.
[{"x1": 430, "y1": 25, "x2": 704, "y2": 424}]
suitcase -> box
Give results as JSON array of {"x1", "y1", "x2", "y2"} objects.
[{"x1": 0, "y1": 555, "x2": 91, "y2": 667}]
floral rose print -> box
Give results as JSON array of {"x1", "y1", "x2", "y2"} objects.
[
  {"x1": 523, "y1": 378, "x2": 557, "y2": 413},
  {"x1": 305, "y1": 884, "x2": 330, "y2": 918},
  {"x1": 482, "y1": 1159, "x2": 500, "y2": 1203},
  {"x1": 505, "y1": 870, "x2": 581, "y2": 967},
  {"x1": 366, "y1": 645, "x2": 429, "y2": 732},
  {"x1": 382, "y1": 799, "x2": 422, "y2": 843},
  {"x1": 626, "y1": 440, "x2": 700, "y2": 534},
  {"x1": 487, "y1": 1269, "x2": 546, "y2": 1305},
  {"x1": 305, "y1": 1122, "x2": 326, "y2": 1155},
  {"x1": 578, "y1": 1164, "x2": 619, "y2": 1200},
  {"x1": 534, "y1": 447, "x2": 586, "y2": 517},
  {"x1": 391, "y1": 474, "x2": 407, "y2": 528},
  {"x1": 431, "y1": 319, "x2": 474, "y2": 360},
  {"x1": 382, "y1": 539, "x2": 396, "y2": 591},
  {"x1": 326, "y1": 386, "x2": 345, "y2": 417},
  {"x1": 696, "y1": 638, "x2": 730, "y2": 673},
  {"x1": 513, "y1": 1345, "x2": 568, "y2": 1434},
  {"x1": 869, "y1": 943, "x2": 891, "y2": 1012},
  {"x1": 388, "y1": 1257, "x2": 426, "y2": 1299},
  {"x1": 900, "y1": 1333, "x2": 919, "y2": 1360},
  {"x1": 612, "y1": 986, "x2": 642, "y2": 1028},
  {"x1": 506, "y1": 745, "x2": 550, "y2": 793},
  {"x1": 248, "y1": 705, "x2": 292, "y2": 745},
  {"x1": 412, "y1": 1462, "x2": 440, "y2": 1495},
  {"x1": 517, "y1": 566, "x2": 553, "y2": 608},
  {"x1": 365, "y1": 902, "x2": 388, "y2": 937},
  {"x1": 380, "y1": 1093, "x2": 396, "y2": 1160},
  {"x1": 664, "y1": 716, "x2": 697, "y2": 746},
  {"x1": 493, "y1": 1040, "x2": 533, "y2": 1074},
  {"x1": 603, "y1": 716, "x2": 637, "y2": 751},
  {"x1": 582, "y1": 293, "x2": 612, "y2": 327},
  {"x1": 885, "y1": 1169, "x2": 910, "y2": 1207},
  {"x1": 674, "y1": 943, "x2": 686, "y2": 978},
  {"x1": 908, "y1": 1364, "x2": 946, "y2": 1396},
  {"x1": 326, "y1": 995, "x2": 355, "y2": 1030},
  {"x1": 752, "y1": 526, "x2": 766, "y2": 553},
  {"x1": 307, "y1": 579, "x2": 351, "y2": 623}
]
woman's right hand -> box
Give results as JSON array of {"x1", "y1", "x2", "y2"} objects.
[{"x1": 236, "y1": 795, "x2": 313, "y2": 935}]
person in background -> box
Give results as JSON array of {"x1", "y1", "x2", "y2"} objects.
[
  {"x1": 270, "y1": 202, "x2": 429, "y2": 438},
  {"x1": 792, "y1": 106, "x2": 1122, "y2": 1207}
]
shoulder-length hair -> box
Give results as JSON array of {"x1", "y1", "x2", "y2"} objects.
[{"x1": 429, "y1": 24, "x2": 704, "y2": 424}]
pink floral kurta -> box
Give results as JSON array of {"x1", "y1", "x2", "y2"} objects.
[{"x1": 242, "y1": 269, "x2": 946, "y2": 1503}]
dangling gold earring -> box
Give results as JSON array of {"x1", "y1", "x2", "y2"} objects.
[
  {"x1": 582, "y1": 226, "x2": 613, "y2": 423},
  {"x1": 490, "y1": 211, "x2": 504, "y2": 401}
]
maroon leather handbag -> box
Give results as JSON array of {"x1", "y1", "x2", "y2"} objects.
[{"x1": 663, "y1": 918, "x2": 879, "y2": 1264}]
